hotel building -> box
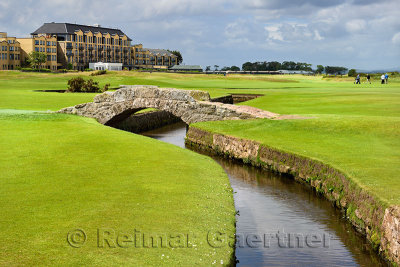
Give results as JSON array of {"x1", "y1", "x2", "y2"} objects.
[
  {"x1": 1, "y1": 23, "x2": 179, "y2": 71},
  {"x1": 0, "y1": 32, "x2": 21, "y2": 70},
  {"x1": 31, "y1": 23, "x2": 133, "y2": 70},
  {"x1": 17, "y1": 35, "x2": 58, "y2": 70},
  {"x1": 132, "y1": 44, "x2": 177, "y2": 69}
]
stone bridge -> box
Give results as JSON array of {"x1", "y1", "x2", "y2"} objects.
[{"x1": 58, "y1": 85, "x2": 279, "y2": 125}]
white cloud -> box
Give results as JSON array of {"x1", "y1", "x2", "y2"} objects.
[
  {"x1": 345, "y1": 19, "x2": 367, "y2": 33},
  {"x1": 265, "y1": 23, "x2": 324, "y2": 43},
  {"x1": 314, "y1": 30, "x2": 324, "y2": 40},
  {"x1": 265, "y1": 25, "x2": 284, "y2": 41},
  {"x1": 392, "y1": 32, "x2": 400, "y2": 45}
]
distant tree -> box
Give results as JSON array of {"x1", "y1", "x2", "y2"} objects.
[
  {"x1": 298, "y1": 62, "x2": 312, "y2": 71},
  {"x1": 168, "y1": 50, "x2": 183, "y2": 65},
  {"x1": 282, "y1": 61, "x2": 297, "y2": 70},
  {"x1": 316, "y1": 65, "x2": 325, "y2": 74},
  {"x1": 67, "y1": 63, "x2": 73, "y2": 70},
  {"x1": 214, "y1": 65, "x2": 219, "y2": 71},
  {"x1": 348, "y1": 69, "x2": 357, "y2": 77},
  {"x1": 205, "y1": 66, "x2": 211, "y2": 71},
  {"x1": 325, "y1": 66, "x2": 348, "y2": 75},
  {"x1": 242, "y1": 62, "x2": 254, "y2": 71},
  {"x1": 267, "y1": 61, "x2": 281, "y2": 71},
  {"x1": 27, "y1": 51, "x2": 46, "y2": 70},
  {"x1": 21, "y1": 58, "x2": 30, "y2": 68},
  {"x1": 220, "y1": 66, "x2": 241, "y2": 71}
]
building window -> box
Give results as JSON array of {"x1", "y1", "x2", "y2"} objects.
[{"x1": 35, "y1": 47, "x2": 39, "y2": 52}]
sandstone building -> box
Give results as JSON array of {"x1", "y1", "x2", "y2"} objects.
[
  {"x1": 17, "y1": 35, "x2": 58, "y2": 71},
  {"x1": 0, "y1": 32, "x2": 21, "y2": 70},
  {"x1": 31, "y1": 22, "x2": 132, "y2": 70},
  {"x1": 132, "y1": 44, "x2": 177, "y2": 69},
  {"x1": 1, "y1": 22, "x2": 179, "y2": 71}
]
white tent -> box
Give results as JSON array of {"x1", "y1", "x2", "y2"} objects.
[{"x1": 89, "y1": 62, "x2": 122, "y2": 71}]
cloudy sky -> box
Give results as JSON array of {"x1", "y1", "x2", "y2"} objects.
[{"x1": 1, "y1": 0, "x2": 399, "y2": 70}]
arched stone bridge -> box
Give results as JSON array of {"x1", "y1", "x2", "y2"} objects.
[{"x1": 58, "y1": 85, "x2": 279, "y2": 125}]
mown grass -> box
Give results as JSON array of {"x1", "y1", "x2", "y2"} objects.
[
  {"x1": 189, "y1": 74, "x2": 400, "y2": 206},
  {"x1": 0, "y1": 71, "x2": 240, "y2": 266},
  {"x1": 1, "y1": 70, "x2": 399, "y2": 265}
]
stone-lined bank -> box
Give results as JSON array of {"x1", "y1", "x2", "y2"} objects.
[{"x1": 185, "y1": 126, "x2": 400, "y2": 265}]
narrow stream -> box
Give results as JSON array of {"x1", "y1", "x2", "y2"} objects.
[{"x1": 141, "y1": 122, "x2": 387, "y2": 266}]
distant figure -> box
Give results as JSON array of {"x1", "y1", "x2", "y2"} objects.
[
  {"x1": 385, "y1": 73, "x2": 389, "y2": 84},
  {"x1": 381, "y1": 74, "x2": 385, "y2": 84},
  {"x1": 366, "y1": 74, "x2": 371, "y2": 84},
  {"x1": 355, "y1": 74, "x2": 361, "y2": 84}
]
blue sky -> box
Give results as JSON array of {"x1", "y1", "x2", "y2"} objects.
[{"x1": 1, "y1": 0, "x2": 399, "y2": 70}]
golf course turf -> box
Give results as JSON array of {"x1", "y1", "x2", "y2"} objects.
[
  {"x1": 0, "y1": 72, "x2": 236, "y2": 266},
  {"x1": 1, "y1": 70, "x2": 399, "y2": 265}
]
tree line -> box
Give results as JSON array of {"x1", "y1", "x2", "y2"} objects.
[
  {"x1": 242, "y1": 61, "x2": 313, "y2": 71},
  {"x1": 206, "y1": 61, "x2": 348, "y2": 75}
]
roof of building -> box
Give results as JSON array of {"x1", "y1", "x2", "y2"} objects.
[
  {"x1": 169, "y1": 65, "x2": 203, "y2": 71},
  {"x1": 278, "y1": 70, "x2": 314, "y2": 74},
  {"x1": 31, "y1": 23, "x2": 132, "y2": 41}
]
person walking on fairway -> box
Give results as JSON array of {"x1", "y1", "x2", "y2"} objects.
[
  {"x1": 385, "y1": 73, "x2": 389, "y2": 84},
  {"x1": 367, "y1": 74, "x2": 371, "y2": 84},
  {"x1": 381, "y1": 74, "x2": 385, "y2": 84},
  {"x1": 355, "y1": 74, "x2": 361, "y2": 84}
]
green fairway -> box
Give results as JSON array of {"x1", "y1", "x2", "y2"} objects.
[
  {"x1": 1, "y1": 70, "x2": 399, "y2": 265},
  {"x1": 0, "y1": 110, "x2": 235, "y2": 266}
]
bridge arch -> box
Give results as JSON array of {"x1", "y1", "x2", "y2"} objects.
[{"x1": 58, "y1": 85, "x2": 279, "y2": 125}]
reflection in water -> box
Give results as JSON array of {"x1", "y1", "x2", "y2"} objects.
[{"x1": 141, "y1": 122, "x2": 387, "y2": 266}]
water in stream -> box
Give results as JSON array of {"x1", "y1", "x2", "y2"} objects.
[{"x1": 141, "y1": 122, "x2": 387, "y2": 266}]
